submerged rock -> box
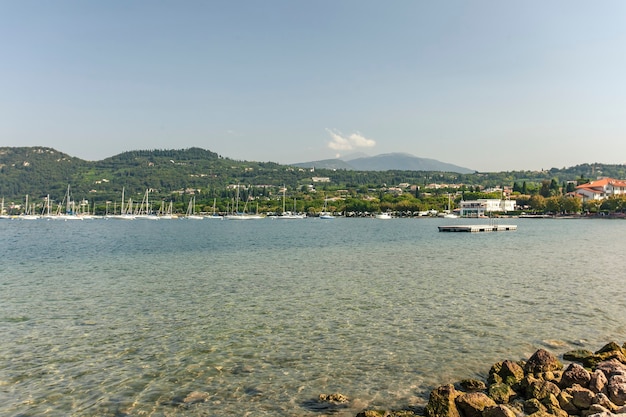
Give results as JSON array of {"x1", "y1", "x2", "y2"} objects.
[
  {"x1": 302, "y1": 392, "x2": 350, "y2": 413},
  {"x1": 319, "y1": 392, "x2": 350, "y2": 403},
  {"x1": 182, "y1": 391, "x2": 209, "y2": 404}
]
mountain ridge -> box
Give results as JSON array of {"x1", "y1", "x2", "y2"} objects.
[{"x1": 293, "y1": 152, "x2": 474, "y2": 173}]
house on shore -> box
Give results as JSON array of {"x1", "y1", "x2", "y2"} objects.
[
  {"x1": 575, "y1": 178, "x2": 626, "y2": 201},
  {"x1": 460, "y1": 199, "x2": 516, "y2": 217}
]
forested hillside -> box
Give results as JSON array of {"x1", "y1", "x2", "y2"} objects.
[{"x1": 1, "y1": 146, "x2": 625, "y2": 215}]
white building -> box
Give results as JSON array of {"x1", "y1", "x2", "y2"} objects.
[
  {"x1": 460, "y1": 199, "x2": 516, "y2": 217},
  {"x1": 575, "y1": 178, "x2": 626, "y2": 201}
]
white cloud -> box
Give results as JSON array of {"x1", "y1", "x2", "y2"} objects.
[
  {"x1": 326, "y1": 129, "x2": 376, "y2": 151},
  {"x1": 348, "y1": 132, "x2": 376, "y2": 148}
]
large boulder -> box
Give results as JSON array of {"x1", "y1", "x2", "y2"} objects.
[
  {"x1": 590, "y1": 369, "x2": 609, "y2": 394},
  {"x1": 557, "y1": 389, "x2": 580, "y2": 415},
  {"x1": 488, "y1": 382, "x2": 516, "y2": 404},
  {"x1": 564, "y1": 343, "x2": 626, "y2": 368},
  {"x1": 454, "y1": 392, "x2": 497, "y2": 417},
  {"x1": 425, "y1": 384, "x2": 462, "y2": 417},
  {"x1": 608, "y1": 372, "x2": 626, "y2": 406},
  {"x1": 593, "y1": 343, "x2": 626, "y2": 367},
  {"x1": 596, "y1": 342, "x2": 625, "y2": 356},
  {"x1": 524, "y1": 398, "x2": 547, "y2": 415},
  {"x1": 567, "y1": 384, "x2": 596, "y2": 410},
  {"x1": 593, "y1": 392, "x2": 619, "y2": 412},
  {"x1": 526, "y1": 379, "x2": 561, "y2": 401},
  {"x1": 561, "y1": 363, "x2": 591, "y2": 388},
  {"x1": 489, "y1": 360, "x2": 525, "y2": 387},
  {"x1": 596, "y1": 359, "x2": 626, "y2": 377},
  {"x1": 563, "y1": 349, "x2": 595, "y2": 365},
  {"x1": 525, "y1": 349, "x2": 563, "y2": 374}
]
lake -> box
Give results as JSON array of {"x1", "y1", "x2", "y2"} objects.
[{"x1": 1, "y1": 217, "x2": 625, "y2": 416}]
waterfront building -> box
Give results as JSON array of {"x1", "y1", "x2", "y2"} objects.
[
  {"x1": 459, "y1": 199, "x2": 516, "y2": 217},
  {"x1": 575, "y1": 177, "x2": 626, "y2": 201}
]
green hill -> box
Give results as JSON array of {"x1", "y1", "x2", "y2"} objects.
[{"x1": 2, "y1": 146, "x2": 626, "y2": 215}]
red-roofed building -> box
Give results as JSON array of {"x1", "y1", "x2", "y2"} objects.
[{"x1": 575, "y1": 178, "x2": 626, "y2": 201}]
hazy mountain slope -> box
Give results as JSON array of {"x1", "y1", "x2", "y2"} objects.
[
  {"x1": 347, "y1": 153, "x2": 474, "y2": 173},
  {"x1": 293, "y1": 152, "x2": 474, "y2": 173},
  {"x1": 290, "y1": 159, "x2": 355, "y2": 170}
]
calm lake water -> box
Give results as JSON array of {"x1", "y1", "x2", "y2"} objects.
[{"x1": 1, "y1": 217, "x2": 625, "y2": 416}]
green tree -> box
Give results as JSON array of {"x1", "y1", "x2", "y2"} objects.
[
  {"x1": 561, "y1": 196, "x2": 581, "y2": 214},
  {"x1": 539, "y1": 180, "x2": 551, "y2": 197},
  {"x1": 600, "y1": 196, "x2": 626, "y2": 213},
  {"x1": 529, "y1": 194, "x2": 546, "y2": 212},
  {"x1": 545, "y1": 196, "x2": 562, "y2": 213},
  {"x1": 584, "y1": 199, "x2": 602, "y2": 214},
  {"x1": 550, "y1": 179, "x2": 560, "y2": 196}
]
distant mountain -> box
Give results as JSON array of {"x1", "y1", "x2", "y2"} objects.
[
  {"x1": 291, "y1": 158, "x2": 355, "y2": 170},
  {"x1": 293, "y1": 152, "x2": 474, "y2": 173},
  {"x1": 339, "y1": 152, "x2": 370, "y2": 160}
]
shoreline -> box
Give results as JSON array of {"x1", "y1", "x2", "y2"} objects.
[{"x1": 309, "y1": 341, "x2": 626, "y2": 417}]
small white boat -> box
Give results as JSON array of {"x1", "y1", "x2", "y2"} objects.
[
  {"x1": 375, "y1": 212, "x2": 392, "y2": 220},
  {"x1": 183, "y1": 197, "x2": 204, "y2": 219},
  {"x1": 274, "y1": 186, "x2": 305, "y2": 219},
  {"x1": 319, "y1": 198, "x2": 335, "y2": 219}
]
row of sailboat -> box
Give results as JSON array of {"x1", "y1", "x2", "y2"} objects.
[{"x1": 1, "y1": 185, "x2": 336, "y2": 220}]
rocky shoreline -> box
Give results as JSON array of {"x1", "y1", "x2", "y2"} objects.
[{"x1": 314, "y1": 341, "x2": 626, "y2": 417}]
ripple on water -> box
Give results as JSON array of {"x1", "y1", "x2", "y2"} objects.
[{"x1": 1, "y1": 218, "x2": 626, "y2": 416}]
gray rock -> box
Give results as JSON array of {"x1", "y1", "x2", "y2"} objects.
[
  {"x1": 525, "y1": 349, "x2": 563, "y2": 374},
  {"x1": 425, "y1": 384, "x2": 461, "y2": 417},
  {"x1": 568, "y1": 384, "x2": 596, "y2": 410},
  {"x1": 526, "y1": 379, "x2": 561, "y2": 401},
  {"x1": 596, "y1": 359, "x2": 626, "y2": 377},
  {"x1": 454, "y1": 392, "x2": 496, "y2": 417},
  {"x1": 524, "y1": 398, "x2": 546, "y2": 414},
  {"x1": 593, "y1": 392, "x2": 618, "y2": 412},
  {"x1": 561, "y1": 363, "x2": 591, "y2": 389},
  {"x1": 557, "y1": 389, "x2": 580, "y2": 414},
  {"x1": 608, "y1": 373, "x2": 626, "y2": 406},
  {"x1": 488, "y1": 382, "x2": 516, "y2": 404},
  {"x1": 589, "y1": 369, "x2": 608, "y2": 394}
]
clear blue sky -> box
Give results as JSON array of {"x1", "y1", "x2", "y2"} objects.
[{"x1": 2, "y1": 1, "x2": 626, "y2": 172}]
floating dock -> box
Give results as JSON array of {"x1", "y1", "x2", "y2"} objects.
[{"x1": 438, "y1": 224, "x2": 517, "y2": 232}]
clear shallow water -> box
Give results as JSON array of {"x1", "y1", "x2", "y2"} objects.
[{"x1": 1, "y1": 217, "x2": 625, "y2": 416}]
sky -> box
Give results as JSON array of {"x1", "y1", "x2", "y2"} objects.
[{"x1": 1, "y1": 1, "x2": 626, "y2": 172}]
